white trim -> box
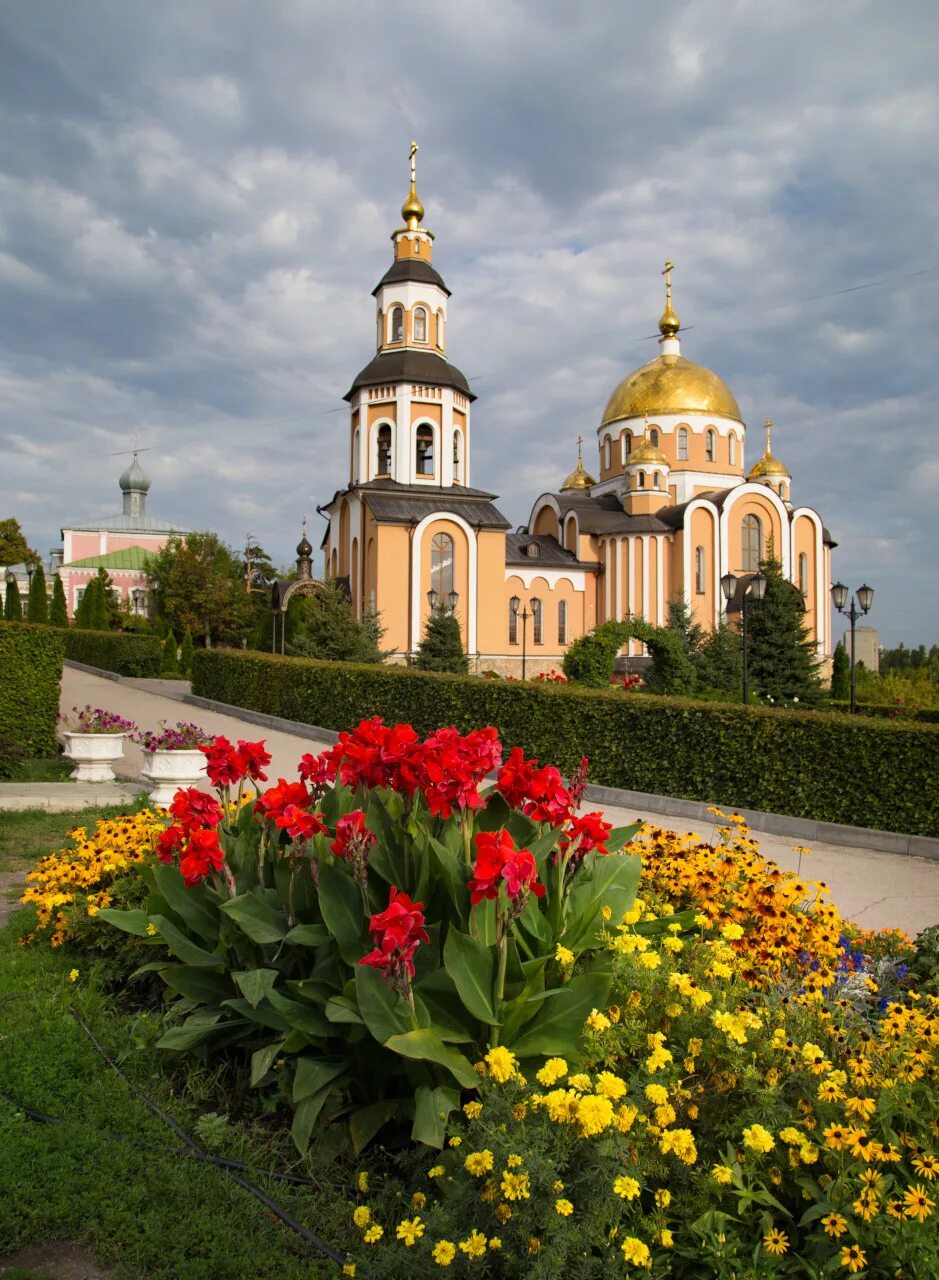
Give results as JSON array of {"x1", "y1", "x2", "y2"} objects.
[
  {"x1": 504, "y1": 567, "x2": 588, "y2": 591},
  {"x1": 369, "y1": 416, "x2": 396, "y2": 482},
  {"x1": 603, "y1": 537, "x2": 611, "y2": 621},
  {"x1": 528, "y1": 493, "x2": 562, "y2": 530},
  {"x1": 641, "y1": 535, "x2": 650, "y2": 624},
  {"x1": 791, "y1": 507, "x2": 826, "y2": 656},
  {"x1": 615, "y1": 536, "x2": 624, "y2": 621},
  {"x1": 410, "y1": 511, "x2": 478, "y2": 653},
  {"x1": 719, "y1": 483, "x2": 791, "y2": 580},
  {"x1": 596, "y1": 412, "x2": 744, "y2": 438},
  {"x1": 656, "y1": 535, "x2": 665, "y2": 626}
]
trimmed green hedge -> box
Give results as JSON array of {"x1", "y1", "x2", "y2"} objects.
[
  {"x1": 193, "y1": 649, "x2": 939, "y2": 837},
  {"x1": 60, "y1": 628, "x2": 162, "y2": 677},
  {"x1": 0, "y1": 621, "x2": 64, "y2": 759},
  {"x1": 829, "y1": 701, "x2": 939, "y2": 724}
]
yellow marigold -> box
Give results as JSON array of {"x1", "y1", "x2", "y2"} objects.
[
  {"x1": 500, "y1": 1170, "x2": 530, "y2": 1201},
  {"x1": 613, "y1": 1176, "x2": 640, "y2": 1200},
  {"x1": 655, "y1": 1189, "x2": 671, "y2": 1208},
  {"x1": 555, "y1": 1198, "x2": 573, "y2": 1216},
  {"x1": 527, "y1": 1237, "x2": 541, "y2": 1255},
  {"x1": 743, "y1": 1124, "x2": 775, "y2": 1154},
  {"x1": 146, "y1": 922, "x2": 159, "y2": 936},
  {"x1": 458, "y1": 1230, "x2": 487, "y2": 1258},
  {"x1": 489, "y1": 1237, "x2": 502, "y2": 1249},
  {"x1": 595, "y1": 1071, "x2": 627, "y2": 1100},
  {"x1": 601, "y1": 904, "x2": 612, "y2": 920},
  {"x1": 432, "y1": 1241, "x2": 456, "y2": 1267},
  {"x1": 614, "y1": 1104, "x2": 639, "y2": 1134},
  {"x1": 645, "y1": 1083, "x2": 668, "y2": 1106},
  {"x1": 585, "y1": 1008, "x2": 611, "y2": 1031},
  {"x1": 395, "y1": 1217, "x2": 424, "y2": 1246},
  {"x1": 464, "y1": 1150, "x2": 494, "y2": 1177},
  {"x1": 363, "y1": 1225, "x2": 383, "y2": 1243},
  {"x1": 658, "y1": 1228, "x2": 674, "y2": 1247},
  {"x1": 568, "y1": 1072, "x2": 592, "y2": 1092},
  {"x1": 448, "y1": 1137, "x2": 461, "y2": 1147},
  {"x1": 512, "y1": 1102, "x2": 527, "y2": 1120},
  {"x1": 659, "y1": 1128, "x2": 697, "y2": 1164},
  {"x1": 779, "y1": 1127, "x2": 802, "y2": 1145},
  {"x1": 721, "y1": 922, "x2": 744, "y2": 941},
  {"x1": 645, "y1": 1045, "x2": 672, "y2": 1073},
  {"x1": 662, "y1": 936, "x2": 683, "y2": 954},
  {"x1": 484, "y1": 1046, "x2": 518, "y2": 1083},
  {"x1": 463, "y1": 1101, "x2": 483, "y2": 1119},
  {"x1": 428, "y1": 1165, "x2": 445, "y2": 1178},
  {"x1": 495, "y1": 1204, "x2": 512, "y2": 1223},
  {"x1": 555, "y1": 944, "x2": 575, "y2": 966},
  {"x1": 357, "y1": 1171, "x2": 369, "y2": 1193},
  {"x1": 68, "y1": 968, "x2": 79, "y2": 982},
  {"x1": 711, "y1": 1164, "x2": 733, "y2": 1184},
  {"x1": 536, "y1": 1057, "x2": 568, "y2": 1087},
  {"x1": 506, "y1": 1154, "x2": 523, "y2": 1168},
  {"x1": 576, "y1": 1094, "x2": 614, "y2": 1137},
  {"x1": 342, "y1": 1265, "x2": 355, "y2": 1277},
  {"x1": 552, "y1": 1179, "x2": 564, "y2": 1192},
  {"x1": 638, "y1": 951, "x2": 661, "y2": 970},
  {"x1": 411, "y1": 1191, "x2": 426, "y2": 1209},
  {"x1": 620, "y1": 1236, "x2": 652, "y2": 1268},
  {"x1": 353, "y1": 1206, "x2": 371, "y2": 1229}
]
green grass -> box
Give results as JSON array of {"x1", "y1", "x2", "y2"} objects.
[
  {"x1": 0, "y1": 802, "x2": 150, "y2": 875},
  {"x1": 0, "y1": 924, "x2": 355, "y2": 1278},
  {"x1": 7, "y1": 755, "x2": 75, "y2": 783}
]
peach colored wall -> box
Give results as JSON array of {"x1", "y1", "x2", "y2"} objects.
[
  {"x1": 793, "y1": 515, "x2": 819, "y2": 645},
  {"x1": 532, "y1": 507, "x2": 559, "y2": 539},
  {"x1": 375, "y1": 524, "x2": 411, "y2": 651},
  {"x1": 599, "y1": 421, "x2": 745, "y2": 482},
  {"x1": 410, "y1": 402, "x2": 442, "y2": 426},
  {"x1": 476, "y1": 531, "x2": 508, "y2": 653},
  {"x1": 503, "y1": 573, "x2": 584, "y2": 659},
  {"x1": 338, "y1": 501, "x2": 350, "y2": 576},
  {"x1": 727, "y1": 495, "x2": 782, "y2": 574},
  {"x1": 689, "y1": 507, "x2": 716, "y2": 632},
  {"x1": 417, "y1": 518, "x2": 470, "y2": 651},
  {"x1": 367, "y1": 401, "x2": 396, "y2": 426}
]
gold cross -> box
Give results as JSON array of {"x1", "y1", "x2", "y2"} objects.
[
  {"x1": 661, "y1": 258, "x2": 675, "y2": 302},
  {"x1": 409, "y1": 140, "x2": 418, "y2": 186}
]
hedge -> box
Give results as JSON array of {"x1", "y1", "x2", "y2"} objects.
[
  {"x1": 829, "y1": 701, "x2": 939, "y2": 725},
  {"x1": 0, "y1": 622, "x2": 64, "y2": 759},
  {"x1": 60, "y1": 628, "x2": 162, "y2": 677},
  {"x1": 192, "y1": 649, "x2": 939, "y2": 838}
]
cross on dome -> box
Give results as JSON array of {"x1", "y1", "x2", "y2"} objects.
[{"x1": 401, "y1": 139, "x2": 425, "y2": 229}]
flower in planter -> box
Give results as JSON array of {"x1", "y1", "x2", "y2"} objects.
[
  {"x1": 60, "y1": 704, "x2": 136, "y2": 734},
  {"x1": 133, "y1": 721, "x2": 213, "y2": 752}
]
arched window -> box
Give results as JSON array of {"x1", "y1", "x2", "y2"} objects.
[
  {"x1": 654, "y1": 471, "x2": 662, "y2": 490},
  {"x1": 742, "y1": 514, "x2": 763, "y2": 572},
  {"x1": 531, "y1": 597, "x2": 543, "y2": 645},
  {"x1": 415, "y1": 425, "x2": 434, "y2": 476},
  {"x1": 695, "y1": 545, "x2": 706, "y2": 594},
  {"x1": 638, "y1": 470, "x2": 646, "y2": 489},
  {"x1": 622, "y1": 430, "x2": 632, "y2": 461},
  {"x1": 557, "y1": 599, "x2": 567, "y2": 644},
  {"x1": 430, "y1": 532, "x2": 454, "y2": 598},
  {"x1": 436, "y1": 309, "x2": 445, "y2": 348},
  {"x1": 509, "y1": 595, "x2": 520, "y2": 645},
  {"x1": 414, "y1": 240, "x2": 421, "y2": 256},
  {"x1": 649, "y1": 427, "x2": 659, "y2": 447},
  {"x1": 728, "y1": 432, "x2": 737, "y2": 465},
  {"x1": 414, "y1": 307, "x2": 427, "y2": 342},
  {"x1": 705, "y1": 429, "x2": 716, "y2": 462},
  {"x1": 452, "y1": 431, "x2": 463, "y2": 484},
  {"x1": 352, "y1": 428, "x2": 361, "y2": 483},
  {"x1": 376, "y1": 309, "x2": 383, "y2": 349},
  {"x1": 391, "y1": 306, "x2": 404, "y2": 342},
  {"x1": 377, "y1": 425, "x2": 392, "y2": 476},
  {"x1": 798, "y1": 552, "x2": 809, "y2": 599},
  {"x1": 677, "y1": 427, "x2": 688, "y2": 461},
  {"x1": 604, "y1": 437, "x2": 611, "y2": 470}
]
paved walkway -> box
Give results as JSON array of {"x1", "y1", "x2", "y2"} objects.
[{"x1": 2, "y1": 665, "x2": 935, "y2": 937}]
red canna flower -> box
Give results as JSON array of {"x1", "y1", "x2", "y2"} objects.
[
  {"x1": 179, "y1": 827, "x2": 226, "y2": 886},
  {"x1": 331, "y1": 809, "x2": 376, "y2": 859},
  {"x1": 169, "y1": 787, "x2": 223, "y2": 830},
  {"x1": 469, "y1": 829, "x2": 545, "y2": 905},
  {"x1": 278, "y1": 804, "x2": 327, "y2": 842},
  {"x1": 298, "y1": 745, "x2": 341, "y2": 786},
  {"x1": 256, "y1": 778, "x2": 311, "y2": 820},
  {"x1": 236, "y1": 739, "x2": 271, "y2": 782},
  {"x1": 562, "y1": 811, "x2": 613, "y2": 859},
  {"x1": 155, "y1": 823, "x2": 186, "y2": 864},
  {"x1": 200, "y1": 736, "x2": 246, "y2": 788},
  {"x1": 420, "y1": 725, "x2": 502, "y2": 818},
  {"x1": 496, "y1": 747, "x2": 573, "y2": 825},
  {"x1": 360, "y1": 886, "x2": 429, "y2": 985},
  {"x1": 502, "y1": 847, "x2": 544, "y2": 900}
]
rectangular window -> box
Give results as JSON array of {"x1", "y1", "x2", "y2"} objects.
[
  {"x1": 558, "y1": 599, "x2": 567, "y2": 644},
  {"x1": 531, "y1": 598, "x2": 543, "y2": 645},
  {"x1": 509, "y1": 602, "x2": 519, "y2": 645},
  {"x1": 695, "y1": 546, "x2": 706, "y2": 594}
]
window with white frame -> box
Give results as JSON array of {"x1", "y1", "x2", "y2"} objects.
[
  {"x1": 430, "y1": 532, "x2": 454, "y2": 598},
  {"x1": 798, "y1": 551, "x2": 809, "y2": 599},
  {"x1": 531, "y1": 597, "x2": 543, "y2": 645},
  {"x1": 413, "y1": 307, "x2": 427, "y2": 342},
  {"x1": 391, "y1": 306, "x2": 404, "y2": 342},
  {"x1": 677, "y1": 427, "x2": 688, "y2": 460},
  {"x1": 415, "y1": 425, "x2": 434, "y2": 476},
  {"x1": 695, "y1": 545, "x2": 706, "y2": 594},
  {"x1": 376, "y1": 425, "x2": 392, "y2": 476},
  {"x1": 728, "y1": 432, "x2": 737, "y2": 465},
  {"x1": 557, "y1": 598, "x2": 567, "y2": 644},
  {"x1": 742, "y1": 513, "x2": 763, "y2": 572},
  {"x1": 705, "y1": 429, "x2": 716, "y2": 462}
]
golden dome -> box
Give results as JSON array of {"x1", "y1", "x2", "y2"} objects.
[
  {"x1": 601, "y1": 354, "x2": 742, "y2": 425},
  {"x1": 626, "y1": 435, "x2": 669, "y2": 467},
  {"x1": 560, "y1": 437, "x2": 596, "y2": 491},
  {"x1": 748, "y1": 420, "x2": 790, "y2": 479},
  {"x1": 401, "y1": 139, "x2": 425, "y2": 229}
]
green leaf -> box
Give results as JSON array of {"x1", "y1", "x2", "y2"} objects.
[
  {"x1": 605, "y1": 822, "x2": 643, "y2": 854},
  {"x1": 265, "y1": 989, "x2": 332, "y2": 1037},
  {"x1": 151, "y1": 864, "x2": 219, "y2": 943},
  {"x1": 96, "y1": 907, "x2": 151, "y2": 936},
  {"x1": 250, "y1": 1039, "x2": 285, "y2": 1087},
  {"x1": 509, "y1": 971, "x2": 610, "y2": 1058},
  {"x1": 325, "y1": 995, "x2": 365, "y2": 1025},
  {"x1": 150, "y1": 914, "x2": 225, "y2": 969},
  {"x1": 223, "y1": 997, "x2": 290, "y2": 1032},
  {"x1": 412, "y1": 1084, "x2": 461, "y2": 1148},
  {"x1": 317, "y1": 863, "x2": 367, "y2": 964},
  {"x1": 355, "y1": 965, "x2": 412, "y2": 1043},
  {"x1": 233, "y1": 968, "x2": 278, "y2": 1008},
  {"x1": 156, "y1": 1011, "x2": 224, "y2": 1050},
  {"x1": 219, "y1": 892, "x2": 288, "y2": 945},
  {"x1": 364, "y1": 793, "x2": 407, "y2": 887},
  {"x1": 428, "y1": 837, "x2": 469, "y2": 913},
  {"x1": 292, "y1": 1055, "x2": 346, "y2": 1103},
  {"x1": 160, "y1": 965, "x2": 232, "y2": 1004},
  {"x1": 283, "y1": 923, "x2": 331, "y2": 947},
  {"x1": 291, "y1": 1087, "x2": 331, "y2": 1154},
  {"x1": 443, "y1": 927, "x2": 496, "y2": 1024},
  {"x1": 413, "y1": 969, "x2": 477, "y2": 1043},
  {"x1": 564, "y1": 853, "x2": 640, "y2": 948},
  {"x1": 349, "y1": 1100, "x2": 399, "y2": 1155},
  {"x1": 384, "y1": 1029, "x2": 478, "y2": 1088}
]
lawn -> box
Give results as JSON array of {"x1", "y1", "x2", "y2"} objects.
[
  {"x1": 0, "y1": 802, "x2": 148, "y2": 875},
  {"x1": 7, "y1": 755, "x2": 75, "y2": 784}
]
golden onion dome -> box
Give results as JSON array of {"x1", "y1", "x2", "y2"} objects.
[
  {"x1": 601, "y1": 354, "x2": 742, "y2": 426},
  {"x1": 401, "y1": 183, "x2": 424, "y2": 229},
  {"x1": 560, "y1": 438, "x2": 596, "y2": 491},
  {"x1": 748, "y1": 419, "x2": 790, "y2": 479},
  {"x1": 626, "y1": 435, "x2": 669, "y2": 467}
]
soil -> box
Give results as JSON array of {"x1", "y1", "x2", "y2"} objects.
[{"x1": 0, "y1": 1241, "x2": 114, "y2": 1278}]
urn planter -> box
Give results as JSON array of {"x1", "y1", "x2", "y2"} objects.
[
  {"x1": 140, "y1": 748, "x2": 209, "y2": 806},
  {"x1": 62, "y1": 732, "x2": 127, "y2": 783}
]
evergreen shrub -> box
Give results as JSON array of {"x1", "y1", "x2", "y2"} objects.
[
  {"x1": 61, "y1": 628, "x2": 162, "y2": 677},
  {"x1": 192, "y1": 648, "x2": 939, "y2": 836},
  {"x1": 0, "y1": 622, "x2": 64, "y2": 760}
]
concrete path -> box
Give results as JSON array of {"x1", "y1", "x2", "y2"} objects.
[
  {"x1": 6, "y1": 664, "x2": 927, "y2": 939},
  {"x1": 0, "y1": 781, "x2": 142, "y2": 812}
]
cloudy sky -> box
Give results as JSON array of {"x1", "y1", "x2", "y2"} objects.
[{"x1": 1, "y1": 0, "x2": 937, "y2": 646}]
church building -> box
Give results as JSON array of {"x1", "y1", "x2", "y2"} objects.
[{"x1": 319, "y1": 148, "x2": 834, "y2": 674}]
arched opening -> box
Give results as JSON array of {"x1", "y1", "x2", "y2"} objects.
[
  {"x1": 638, "y1": 470, "x2": 646, "y2": 489},
  {"x1": 509, "y1": 595, "x2": 519, "y2": 645},
  {"x1": 742, "y1": 513, "x2": 763, "y2": 572},
  {"x1": 705, "y1": 429, "x2": 716, "y2": 463},
  {"x1": 436, "y1": 309, "x2": 445, "y2": 348},
  {"x1": 391, "y1": 306, "x2": 404, "y2": 342},
  {"x1": 677, "y1": 427, "x2": 689, "y2": 461},
  {"x1": 728, "y1": 432, "x2": 737, "y2": 465},
  {"x1": 531, "y1": 597, "x2": 543, "y2": 645},
  {"x1": 565, "y1": 515, "x2": 577, "y2": 552},
  {"x1": 654, "y1": 471, "x2": 662, "y2": 490},
  {"x1": 798, "y1": 551, "x2": 809, "y2": 598},
  {"x1": 695, "y1": 545, "x2": 706, "y2": 594},
  {"x1": 557, "y1": 598, "x2": 567, "y2": 644},
  {"x1": 621, "y1": 430, "x2": 632, "y2": 462},
  {"x1": 352, "y1": 428, "x2": 361, "y2": 483},
  {"x1": 604, "y1": 437, "x2": 611, "y2": 470},
  {"x1": 649, "y1": 427, "x2": 659, "y2": 447},
  {"x1": 377, "y1": 425, "x2": 392, "y2": 477},
  {"x1": 415, "y1": 425, "x2": 434, "y2": 476},
  {"x1": 430, "y1": 531, "x2": 454, "y2": 598},
  {"x1": 413, "y1": 307, "x2": 427, "y2": 342},
  {"x1": 452, "y1": 430, "x2": 463, "y2": 485}
]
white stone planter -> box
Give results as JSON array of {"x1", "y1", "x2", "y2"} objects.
[
  {"x1": 140, "y1": 748, "x2": 210, "y2": 807},
  {"x1": 62, "y1": 732, "x2": 127, "y2": 783}
]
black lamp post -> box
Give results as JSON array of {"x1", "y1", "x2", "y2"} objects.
[
  {"x1": 720, "y1": 570, "x2": 768, "y2": 705},
  {"x1": 509, "y1": 596, "x2": 530, "y2": 681},
  {"x1": 831, "y1": 581, "x2": 874, "y2": 714},
  {"x1": 427, "y1": 588, "x2": 459, "y2": 615}
]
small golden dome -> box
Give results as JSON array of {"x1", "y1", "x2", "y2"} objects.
[
  {"x1": 560, "y1": 437, "x2": 596, "y2": 491},
  {"x1": 401, "y1": 139, "x2": 424, "y2": 229},
  {"x1": 626, "y1": 436, "x2": 669, "y2": 467},
  {"x1": 601, "y1": 354, "x2": 742, "y2": 425},
  {"x1": 659, "y1": 299, "x2": 680, "y2": 337},
  {"x1": 748, "y1": 419, "x2": 790, "y2": 479}
]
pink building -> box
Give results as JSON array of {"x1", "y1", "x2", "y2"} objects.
[{"x1": 57, "y1": 454, "x2": 189, "y2": 619}]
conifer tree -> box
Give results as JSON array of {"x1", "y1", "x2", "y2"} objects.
[
  {"x1": 830, "y1": 641, "x2": 850, "y2": 701},
  {"x1": 161, "y1": 630, "x2": 180, "y2": 674},
  {"x1": 26, "y1": 563, "x2": 48, "y2": 624},
  {"x1": 413, "y1": 605, "x2": 468, "y2": 674},
  {"x1": 179, "y1": 630, "x2": 194, "y2": 677},
  {"x1": 746, "y1": 555, "x2": 823, "y2": 706},
  {"x1": 74, "y1": 578, "x2": 99, "y2": 629},
  {"x1": 4, "y1": 577, "x2": 22, "y2": 621},
  {"x1": 49, "y1": 573, "x2": 69, "y2": 628},
  {"x1": 89, "y1": 574, "x2": 110, "y2": 630},
  {"x1": 95, "y1": 567, "x2": 121, "y2": 629},
  {"x1": 694, "y1": 621, "x2": 743, "y2": 695}
]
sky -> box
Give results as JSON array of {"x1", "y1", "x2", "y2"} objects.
[{"x1": 1, "y1": 0, "x2": 937, "y2": 647}]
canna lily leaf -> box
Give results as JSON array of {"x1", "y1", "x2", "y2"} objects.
[
  {"x1": 383, "y1": 1028, "x2": 478, "y2": 1088},
  {"x1": 443, "y1": 927, "x2": 496, "y2": 1024},
  {"x1": 233, "y1": 967, "x2": 278, "y2": 1008},
  {"x1": 149, "y1": 914, "x2": 225, "y2": 969},
  {"x1": 412, "y1": 1083, "x2": 461, "y2": 1148},
  {"x1": 151, "y1": 864, "x2": 219, "y2": 944},
  {"x1": 509, "y1": 971, "x2": 610, "y2": 1058},
  {"x1": 219, "y1": 892, "x2": 289, "y2": 945},
  {"x1": 355, "y1": 965, "x2": 412, "y2": 1043}
]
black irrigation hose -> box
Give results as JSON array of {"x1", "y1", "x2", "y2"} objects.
[{"x1": 67, "y1": 1007, "x2": 349, "y2": 1268}]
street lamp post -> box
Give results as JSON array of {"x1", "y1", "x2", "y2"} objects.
[
  {"x1": 509, "y1": 596, "x2": 531, "y2": 681},
  {"x1": 426, "y1": 588, "x2": 459, "y2": 615},
  {"x1": 831, "y1": 581, "x2": 874, "y2": 714},
  {"x1": 720, "y1": 570, "x2": 768, "y2": 706}
]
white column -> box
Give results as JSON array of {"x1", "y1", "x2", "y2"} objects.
[
  {"x1": 626, "y1": 538, "x2": 635, "y2": 653},
  {"x1": 603, "y1": 539, "x2": 611, "y2": 621},
  {"x1": 656, "y1": 535, "x2": 665, "y2": 627},
  {"x1": 615, "y1": 536, "x2": 624, "y2": 621},
  {"x1": 641, "y1": 535, "x2": 650, "y2": 623},
  {"x1": 396, "y1": 385, "x2": 411, "y2": 483},
  {"x1": 441, "y1": 389, "x2": 454, "y2": 487}
]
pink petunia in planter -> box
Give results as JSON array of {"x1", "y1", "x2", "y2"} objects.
[{"x1": 132, "y1": 721, "x2": 213, "y2": 807}]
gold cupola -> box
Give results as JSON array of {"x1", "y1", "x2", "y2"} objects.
[
  {"x1": 625, "y1": 425, "x2": 669, "y2": 468},
  {"x1": 560, "y1": 436, "x2": 597, "y2": 491},
  {"x1": 748, "y1": 420, "x2": 790, "y2": 479},
  {"x1": 600, "y1": 261, "x2": 742, "y2": 427},
  {"x1": 401, "y1": 139, "x2": 425, "y2": 229}
]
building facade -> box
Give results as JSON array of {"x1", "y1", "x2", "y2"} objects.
[{"x1": 320, "y1": 151, "x2": 834, "y2": 674}]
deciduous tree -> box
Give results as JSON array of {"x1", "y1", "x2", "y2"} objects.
[
  {"x1": 0, "y1": 518, "x2": 38, "y2": 567},
  {"x1": 150, "y1": 533, "x2": 255, "y2": 649}
]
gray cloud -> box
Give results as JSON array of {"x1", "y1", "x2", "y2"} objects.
[{"x1": 0, "y1": 0, "x2": 936, "y2": 644}]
